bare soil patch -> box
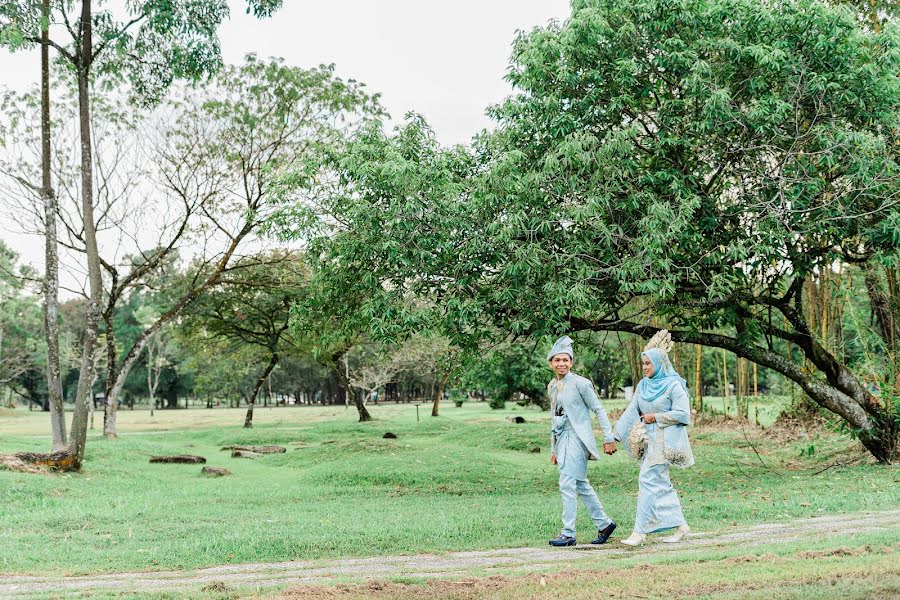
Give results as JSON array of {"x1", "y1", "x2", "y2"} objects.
[{"x1": 279, "y1": 576, "x2": 512, "y2": 600}]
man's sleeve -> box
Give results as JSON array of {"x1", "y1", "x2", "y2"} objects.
[{"x1": 578, "y1": 378, "x2": 615, "y2": 443}]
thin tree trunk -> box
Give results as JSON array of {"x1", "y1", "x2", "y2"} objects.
[
  {"x1": 67, "y1": 1, "x2": 102, "y2": 468},
  {"x1": 721, "y1": 349, "x2": 729, "y2": 418},
  {"x1": 628, "y1": 336, "x2": 641, "y2": 386},
  {"x1": 821, "y1": 269, "x2": 829, "y2": 343},
  {"x1": 353, "y1": 389, "x2": 372, "y2": 420},
  {"x1": 694, "y1": 344, "x2": 702, "y2": 412},
  {"x1": 147, "y1": 337, "x2": 161, "y2": 417},
  {"x1": 330, "y1": 349, "x2": 371, "y2": 421},
  {"x1": 431, "y1": 369, "x2": 451, "y2": 417},
  {"x1": 244, "y1": 353, "x2": 278, "y2": 428},
  {"x1": 753, "y1": 362, "x2": 758, "y2": 397},
  {"x1": 102, "y1": 312, "x2": 118, "y2": 438},
  {"x1": 40, "y1": 0, "x2": 67, "y2": 451}
]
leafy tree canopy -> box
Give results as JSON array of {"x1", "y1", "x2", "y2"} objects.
[{"x1": 290, "y1": 0, "x2": 900, "y2": 460}]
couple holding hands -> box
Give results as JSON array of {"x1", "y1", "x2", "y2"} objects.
[{"x1": 546, "y1": 332, "x2": 694, "y2": 547}]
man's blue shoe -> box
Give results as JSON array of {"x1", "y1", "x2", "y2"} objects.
[
  {"x1": 548, "y1": 533, "x2": 576, "y2": 547},
  {"x1": 591, "y1": 521, "x2": 617, "y2": 544}
]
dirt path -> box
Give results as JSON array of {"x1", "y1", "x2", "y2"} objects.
[{"x1": 2, "y1": 510, "x2": 897, "y2": 597}]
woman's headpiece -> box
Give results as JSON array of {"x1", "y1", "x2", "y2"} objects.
[{"x1": 643, "y1": 329, "x2": 674, "y2": 354}]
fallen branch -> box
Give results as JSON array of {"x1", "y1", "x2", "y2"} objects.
[
  {"x1": 231, "y1": 450, "x2": 262, "y2": 459},
  {"x1": 220, "y1": 445, "x2": 286, "y2": 454},
  {"x1": 0, "y1": 451, "x2": 80, "y2": 473},
  {"x1": 149, "y1": 455, "x2": 206, "y2": 464},
  {"x1": 201, "y1": 466, "x2": 231, "y2": 477},
  {"x1": 811, "y1": 461, "x2": 847, "y2": 476}
]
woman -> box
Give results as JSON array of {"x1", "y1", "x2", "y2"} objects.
[{"x1": 614, "y1": 333, "x2": 694, "y2": 546}]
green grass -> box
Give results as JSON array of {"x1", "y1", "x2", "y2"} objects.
[{"x1": 0, "y1": 402, "x2": 897, "y2": 577}]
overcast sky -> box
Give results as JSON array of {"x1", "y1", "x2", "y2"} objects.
[{"x1": 0, "y1": 0, "x2": 571, "y2": 278}]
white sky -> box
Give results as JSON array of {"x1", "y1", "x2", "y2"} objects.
[{"x1": 0, "y1": 0, "x2": 571, "y2": 281}]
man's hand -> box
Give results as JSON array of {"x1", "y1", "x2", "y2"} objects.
[
  {"x1": 603, "y1": 442, "x2": 617, "y2": 455},
  {"x1": 550, "y1": 453, "x2": 557, "y2": 465},
  {"x1": 641, "y1": 413, "x2": 657, "y2": 424}
]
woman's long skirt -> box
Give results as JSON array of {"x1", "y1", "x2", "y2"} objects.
[{"x1": 634, "y1": 454, "x2": 686, "y2": 534}]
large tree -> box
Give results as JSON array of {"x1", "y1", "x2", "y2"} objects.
[
  {"x1": 0, "y1": 0, "x2": 284, "y2": 468},
  {"x1": 297, "y1": 0, "x2": 899, "y2": 461},
  {"x1": 179, "y1": 252, "x2": 309, "y2": 428},
  {"x1": 98, "y1": 55, "x2": 379, "y2": 437}
]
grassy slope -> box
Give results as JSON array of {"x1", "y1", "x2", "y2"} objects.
[{"x1": 0, "y1": 402, "x2": 896, "y2": 577}]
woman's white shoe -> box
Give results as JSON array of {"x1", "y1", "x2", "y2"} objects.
[
  {"x1": 662, "y1": 524, "x2": 690, "y2": 543},
  {"x1": 620, "y1": 532, "x2": 646, "y2": 546}
]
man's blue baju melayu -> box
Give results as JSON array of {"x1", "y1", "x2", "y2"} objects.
[{"x1": 547, "y1": 337, "x2": 615, "y2": 540}]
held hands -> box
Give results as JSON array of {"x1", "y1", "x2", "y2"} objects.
[
  {"x1": 603, "y1": 442, "x2": 617, "y2": 455},
  {"x1": 641, "y1": 413, "x2": 657, "y2": 424}
]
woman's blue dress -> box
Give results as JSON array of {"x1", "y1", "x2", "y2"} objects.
[{"x1": 615, "y1": 381, "x2": 694, "y2": 534}]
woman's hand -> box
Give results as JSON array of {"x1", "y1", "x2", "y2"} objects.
[
  {"x1": 550, "y1": 453, "x2": 557, "y2": 465},
  {"x1": 641, "y1": 413, "x2": 657, "y2": 424}
]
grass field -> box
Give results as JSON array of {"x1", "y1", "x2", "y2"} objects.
[{"x1": 0, "y1": 401, "x2": 897, "y2": 583}]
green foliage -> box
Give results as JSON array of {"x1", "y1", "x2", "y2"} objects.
[
  {"x1": 181, "y1": 253, "x2": 308, "y2": 353},
  {"x1": 460, "y1": 342, "x2": 551, "y2": 409},
  {"x1": 296, "y1": 0, "x2": 899, "y2": 344},
  {"x1": 177, "y1": 253, "x2": 310, "y2": 403},
  {"x1": 0, "y1": 240, "x2": 43, "y2": 404},
  {"x1": 285, "y1": 0, "x2": 899, "y2": 458},
  {"x1": 0, "y1": 1, "x2": 285, "y2": 104},
  {"x1": 472, "y1": 0, "x2": 899, "y2": 338},
  {"x1": 283, "y1": 115, "x2": 473, "y2": 349}
]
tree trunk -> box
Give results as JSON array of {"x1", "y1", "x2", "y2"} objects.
[
  {"x1": 102, "y1": 312, "x2": 118, "y2": 438},
  {"x1": 628, "y1": 336, "x2": 641, "y2": 386},
  {"x1": 694, "y1": 344, "x2": 702, "y2": 412},
  {"x1": 330, "y1": 350, "x2": 371, "y2": 421},
  {"x1": 66, "y1": 1, "x2": 102, "y2": 469},
  {"x1": 244, "y1": 353, "x2": 278, "y2": 428},
  {"x1": 753, "y1": 362, "x2": 758, "y2": 397},
  {"x1": 41, "y1": 0, "x2": 67, "y2": 451},
  {"x1": 147, "y1": 337, "x2": 160, "y2": 417},
  {"x1": 431, "y1": 369, "x2": 450, "y2": 417},
  {"x1": 722, "y1": 350, "x2": 729, "y2": 400},
  {"x1": 346, "y1": 386, "x2": 372, "y2": 423}
]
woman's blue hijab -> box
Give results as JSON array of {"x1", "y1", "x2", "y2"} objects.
[{"x1": 636, "y1": 348, "x2": 686, "y2": 402}]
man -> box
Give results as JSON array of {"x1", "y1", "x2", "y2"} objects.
[{"x1": 546, "y1": 335, "x2": 617, "y2": 547}]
